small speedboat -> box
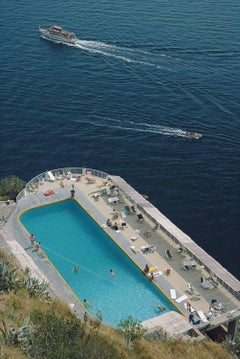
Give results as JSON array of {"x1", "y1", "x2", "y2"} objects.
[{"x1": 185, "y1": 131, "x2": 202, "y2": 139}]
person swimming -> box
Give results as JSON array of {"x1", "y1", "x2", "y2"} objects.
[
  {"x1": 157, "y1": 303, "x2": 166, "y2": 311},
  {"x1": 109, "y1": 268, "x2": 115, "y2": 277},
  {"x1": 73, "y1": 265, "x2": 79, "y2": 273},
  {"x1": 83, "y1": 299, "x2": 89, "y2": 308}
]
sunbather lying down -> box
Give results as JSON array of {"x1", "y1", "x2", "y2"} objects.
[{"x1": 44, "y1": 189, "x2": 55, "y2": 196}]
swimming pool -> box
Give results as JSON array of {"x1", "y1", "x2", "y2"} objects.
[{"x1": 20, "y1": 199, "x2": 178, "y2": 326}]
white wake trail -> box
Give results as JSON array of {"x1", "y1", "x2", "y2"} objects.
[
  {"x1": 74, "y1": 40, "x2": 164, "y2": 67},
  {"x1": 75, "y1": 116, "x2": 187, "y2": 138}
]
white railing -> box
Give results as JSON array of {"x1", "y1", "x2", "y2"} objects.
[{"x1": 16, "y1": 167, "x2": 109, "y2": 202}]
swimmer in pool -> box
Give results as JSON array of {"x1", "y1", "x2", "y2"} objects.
[
  {"x1": 73, "y1": 265, "x2": 79, "y2": 273},
  {"x1": 83, "y1": 299, "x2": 89, "y2": 308},
  {"x1": 157, "y1": 303, "x2": 166, "y2": 311},
  {"x1": 109, "y1": 268, "x2": 115, "y2": 277}
]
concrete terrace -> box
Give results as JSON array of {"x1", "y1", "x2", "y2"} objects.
[{"x1": 1, "y1": 167, "x2": 240, "y2": 340}]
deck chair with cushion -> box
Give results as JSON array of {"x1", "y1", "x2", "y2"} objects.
[{"x1": 46, "y1": 171, "x2": 56, "y2": 182}]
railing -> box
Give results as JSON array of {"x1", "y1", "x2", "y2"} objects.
[{"x1": 16, "y1": 167, "x2": 109, "y2": 202}]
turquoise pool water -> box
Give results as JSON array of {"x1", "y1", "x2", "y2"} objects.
[{"x1": 20, "y1": 199, "x2": 177, "y2": 326}]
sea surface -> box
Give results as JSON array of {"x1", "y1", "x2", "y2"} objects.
[{"x1": 1, "y1": 0, "x2": 239, "y2": 279}]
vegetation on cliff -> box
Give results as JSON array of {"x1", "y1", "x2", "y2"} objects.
[
  {"x1": 0, "y1": 250, "x2": 239, "y2": 359},
  {"x1": 0, "y1": 176, "x2": 26, "y2": 201}
]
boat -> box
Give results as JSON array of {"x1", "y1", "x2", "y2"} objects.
[
  {"x1": 185, "y1": 131, "x2": 202, "y2": 139},
  {"x1": 39, "y1": 25, "x2": 77, "y2": 44}
]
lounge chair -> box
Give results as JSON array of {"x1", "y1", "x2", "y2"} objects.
[
  {"x1": 131, "y1": 229, "x2": 140, "y2": 241},
  {"x1": 131, "y1": 205, "x2": 137, "y2": 213},
  {"x1": 183, "y1": 260, "x2": 196, "y2": 270},
  {"x1": 124, "y1": 205, "x2": 131, "y2": 215},
  {"x1": 66, "y1": 171, "x2": 72, "y2": 179},
  {"x1": 46, "y1": 171, "x2": 56, "y2": 182},
  {"x1": 141, "y1": 245, "x2": 156, "y2": 254},
  {"x1": 165, "y1": 249, "x2": 172, "y2": 260},
  {"x1": 186, "y1": 282, "x2": 194, "y2": 294},
  {"x1": 92, "y1": 193, "x2": 101, "y2": 201},
  {"x1": 176, "y1": 294, "x2": 188, "y2": 303},
  {"x1": 106, "y1": 186, "x2": 111, "y2": 196},
  {"x1": 148, "y1": 266, "x2": 162, "y2": 278},
  {"x1": 137, "y1": 213, "x2": 144, "y2": 223},
  {"x1": 108, "y1": 197, "x2": 119, "y2": 204},
  {"x1": 121, "y1": 211, "x2": 126, "y2": 219},
  {"x1": 197, "y1": 310, "x2": 209, "y2": 323},
  {"x1": 201, "y1": 277, "x2": 215, "y2": 290},
  {"x1": 214, "y1": 302, "x2": 224, "y2": 311},
  {"x1": 130, "y1": 245, "x2": 140, "y2": 254},
  {"x1": 170, "y1": 289, "x2": 177, "y2": 300}
]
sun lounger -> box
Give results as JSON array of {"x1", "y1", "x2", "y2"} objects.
[
  {"x1": 131, "y1": 205, "x2": 137, "y2": 213},
  {"x1": 106, "y1": 186, "x2": 111, "y2": 196},
  {"x1": 92, "y1": 193, "x2": 101, "y2": 201},
  {"x1": 183, "y1": 260, "x2": 196, "y2": 269},
  {"x1": 176, "y1": 294, "x2": 188, "y2": 303},
  {"x1": 147, "y1": 266, "x2": 162, "y2": 278},
  {"x1": 131, "y1": 229, "x2": 140, "y2": 241},
  {"x1": 197, "y1": 311, "x2": 209, "y2": 323},
  {"x1": 201, "y1": 278, "x2": 215, "y2": 290},
  {"x1": 46, "y1": 171, "x2": 56, "y2": 182},
  {"x1": 186, "y1": 282, "x2": 194, "y2": 294},
  {"x1": 141, "y1": 245, "x2": 156, "y2": 254},
  {"x1": 121, "y1": 211, "x2": 126, "y2": 219},
  {"x1": 165, "y1": 249, "x2": 172, "y2": 260},
  {"x1": 66, "y1": 171, "x2": 72, "y2": 179},
  {"x1": 152, "y1": 271, "x2": 162, "y2": 277},
  {"x1": 108, "y1": 197, "x2": 119, "y2": 204},
  {"x1": 170, "y1": 289, "x2": 177, "y2": 300},
  {"x1": 130, "y1": 245, "x2": 140, "y2": 254},
  {"x1": 124, "y1": 205, "x2": 131, "y2": 215}
]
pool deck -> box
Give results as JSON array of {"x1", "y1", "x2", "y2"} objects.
[{"x1": 1, "y1": 170, "x2": 240, "y2": 339}]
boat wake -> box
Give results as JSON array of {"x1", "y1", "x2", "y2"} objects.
[
  {"x1": 74, "y1": 39, "x2": 165, "y2": 68},
  {"x1": 75, "y1": 115, "x2": 188, "y2": 138},
  {"x1": 72, "y1": 39, "x2": 216, "y2": 74}
]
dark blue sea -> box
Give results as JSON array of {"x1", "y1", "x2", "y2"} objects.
[{"x1": 1, "y1": 0, "x2": 239, "y2": 279}]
